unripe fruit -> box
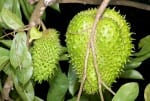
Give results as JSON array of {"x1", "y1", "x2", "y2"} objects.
[
  {"x1": 66, "y1": 8, "x2": 133, "y2": 94},
  {"x1": 31, "y1": 29, "x2": 61, "y2": 83}
]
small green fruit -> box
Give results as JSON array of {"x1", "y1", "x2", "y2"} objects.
[
  {"x1": 66, "y1": 8, "x2": 133, "y2": 94},
  {"x1": 31, "y1": 29, "x2": 61, "y2": 83}
]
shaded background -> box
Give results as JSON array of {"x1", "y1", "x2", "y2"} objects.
[{"x1": 34, "y1": 4, "x2": 150, "y2": 101}]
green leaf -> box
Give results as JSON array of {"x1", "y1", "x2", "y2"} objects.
[
  {"x1": 24, "y1": 82, "x2": 34, "y2": 101},
  {"x1": 15, "y1": 66, "x2": 33, "y2": 85},
  {"x1": 0, "y1": 47, "x2": 9, "y2": 56},
  {"x1": 124, "y1": 60, "x2": 142, "y2": 69},
  {"x1": 0, "y1": 0, "x2": 13, "y2": 11},
  {"x1": 2, "y1": 63, "x2": 11, "y2": 75},
  {"x1": 134, "y1": 35, "x2": 150, "y2": 56},
  {"x1": 144, "y1": 83, "x2": 150, "y2": 101},
  {"x1": 12, "y1": 0, "x2": 22, "y2": 19},
  {"x1": 68, "y1": 65, "x2": 79, "y2": 96},
  {"x1": 0, "y1": 79, "x2": 2, "y2": 92},
  {"x1": 10, "y1": 32, "x2": 27, "y2": 68},
  {"x1": 0, "y1": 40, "x2": 12, "y2": 48},
  {"x1": 47, "y1": 71, "x2": 68, "y2": 101},
  {"x1": 10, "y1": 32, "x2": 33, "y2": 84},
  {"x1": 0, "y1": 16, "x2": 9, "y2": 29},
  {"x1": 0, "y1": 0, "x2": 22, "y2": 18},
  {"x1": 0, "y1": 0, "x2": 5, "y2": 12},
  {"x1": 67, "y1": 96, "x2": 89, "y2": 101},
  {"x1": 112, "y1": 82, "x2": 139, "y2": 101},
  {"x1": 34, "y1": 96, "x2": 44, "y2": 101},
  {"x1": 50, "y1": 3, "x2": 60, "y2": 12},
  {"x1": 0, "y1": 27, "x2": 2, "y2": 36},
  {"x1": 19, "y1": 0, "x2": 34, "y2": 20},
  {"x1": 29, "y1": 27, "x2": 42, "y2": 43},
  {"x1": 0, "y1": 8, "x2": 24, "y2": 30},
  {"x1": 0, "y1": 47, "x2": 10, "y2": 71},
  {"x1": 13, "y1": 73, "x2": 34, "y2": 101},
  {"x1": 132, "y1": 52, "x2": 150, "y2": 62},
  {"x1": 103, "y1": 90, "x2": 113, "y2": 101},
  {"x1": 89, "y1": 94, "x2": 101, "y2": 101},
  {"x1": 0, "y1": 56, "x2": 9, "y2": 71},
  {"x1": 120, "y1": 70, "x2": 144, "y2": 80},
  {"x1": 139, "y1": 35, "x2": 150, "y2": 49}
]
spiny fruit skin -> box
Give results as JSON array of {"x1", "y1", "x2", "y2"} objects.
[
  {"x1": 31, "y1": 29, "x2": 61, "y2": 83},
  {"x1": 66, "y1": 8, "x2": 133, "y2": 94}
]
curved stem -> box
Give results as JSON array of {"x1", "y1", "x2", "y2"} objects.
[{"x1": 60, "y1": 0, "x2": 150, "y2": 11}]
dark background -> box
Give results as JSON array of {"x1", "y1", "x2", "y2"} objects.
[{"x1": 35, "y1": 4, "x2": 150, "y2": 101}]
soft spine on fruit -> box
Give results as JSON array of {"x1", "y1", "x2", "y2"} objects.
[
  {"x1": 66, "y1": 8, "x2": 133, "y2": 94},
  {"x1": 31, "y1": 29, "x2": 62, "y2": 83}
]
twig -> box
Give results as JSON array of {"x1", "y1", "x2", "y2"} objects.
[
  {"x1": 29, "y1": 0, "x2": 47, "y2": 27},
  {"x1": 60, "y1": 0, "x2": 150, "y2": 11},
  {"x1": 77, "y1": 0, "x2": 113, "y2": 101},
  {"x1": 0, "y1": 31, "x2": 14, "y2": 39},
  {"x1": 110, "y1": 0, "x2": 150, "y2": 11},
  {"x1": 27, "y1": 0, "x2": 57, "y2": 46},
  {"x1": 1, "y1": 75, "x2": 13, "y2": 101},
  {"x1": 89, "y1": 0, "x2": 110, "y2": 100},
  {"x1": 90, "y1": 0, "x2": 116, "y2": 97},
  {"x1": 29, "y1": 0, "x2": 57, "y2": 27},
  {"x1": 76, "y1": 36, "x2": 90, "y2": 101}
]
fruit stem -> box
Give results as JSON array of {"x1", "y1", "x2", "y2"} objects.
[
  {"x1": 76, "y1": 0, "x2": 114, "y2": 101},
  {"x1": 90, "y1": 0, "x2": 111, "y2": 100}
]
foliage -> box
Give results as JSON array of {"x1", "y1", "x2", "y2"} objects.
[{"x1": 0, "y1": 0, "x2": 150, "y2": 101}]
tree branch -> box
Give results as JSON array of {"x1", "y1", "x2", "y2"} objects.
[
  {"x1": 59, "y1": 0, "x2": 150, "y2": 11},
  {"x1": 1, "y1": 75, "x2": 13, "y2": 101}
]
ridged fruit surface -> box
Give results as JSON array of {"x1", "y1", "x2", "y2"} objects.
[
  {"x1": 66, "y1": 8, "x2": 133, "y2": 94},
  {"x1": 31, "y1": 29, "x2": 61, "y2": 83}
]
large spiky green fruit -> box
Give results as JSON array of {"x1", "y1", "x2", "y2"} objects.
[
  {"x1": 66, "y1": 8, "x2": 133, "y2": 94},
  {"x1": 31, "y1": 29, "x2": 62, "y2": 83}
]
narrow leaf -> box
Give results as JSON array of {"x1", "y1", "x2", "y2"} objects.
[
  {"x1": 0, "y1": 47, "x2": 9, "y2": 56},
  {"x1": 24, "y1": 81, "x2": 35, "y2": 101},
  {"x1": 10, "y1": 32, "x2": 33, "y2": 84},
  {"x1": 0, "y1": 56, "x2": 9, "y2": 71},
  {"x1": 0, "y1": 8, "x2": 24, "y2": 30},
  {"x1": 0, "y1": 47, "x2": 10, "y2": 70},
  {"x1": 10, "y1": 32, "x2": 27, "y2": 68},
  {"x1": 0, "y1": 40, "x2": 12, "y2": 48},
  {"x1": 50, "y1": 3, "x2": 60, "y2": 12},
  {"x1": 1, "y1": 0, "x2": 13, "y2": 10},
  {"x1": 0, "y1": 79, "x2": 2, "y2": 92},
  {"x1": 34, "y1": 96, "x2": 44, "y2": 101},
  {"x1": 12, "y1": 0, "x2": 22, "y2": 18},
  {"x1": 13, "y1": 74, "x2": 29, "y2": 101},
  {"x1": 68, "y1": 65, "x2": 79, "y2": 96},
  {"x1": 67, "y1": 96, "x2": 89, "y2": 101},
  {"x1": 0, "y1": 0, "x2": 5, "y2": 12},
  {"x1": 13, "y1": 73, "x2": 34, "y2": 101},
  {"x1": 124, "y1": 60, "x2": 142, "y2": 69},
  {"x1": 19, "y1": 0, "x2": 34, "y2": 20},
  {"x1": 144, "y1": 83, "x2": 150, "y2": 101},
  {"x1": 120, "y1": 70, "x2": 144, "y2": 80},
  {"x1": 15, "y1": 66, "x2": 33, "y2": 85},
  {"x1": 2, "y1": 63, "x2": 11, "y2": 75},
  {"x1": 139, "y1": 35, "x2": 150, "y2": 48},
  {"x1": 112, "y1": 82, "x2": 139, "y2": 101},
  {"x1": 132, "y1": 52, "x2": 150, "y2": 62},
  {"x1": 134, "y1": 35, "x2": 150, "y2": 56},
  {"x1": 47, "y1": 72, "x2": 68, "y2": 101}
]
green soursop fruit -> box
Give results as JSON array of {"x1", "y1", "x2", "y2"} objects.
[
  {"x1": 31, "y1": 29, "x2": 61, "y2": 83},
  {"x1": 66, "y1": 8, "x2": 133, "y2": 94}
]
